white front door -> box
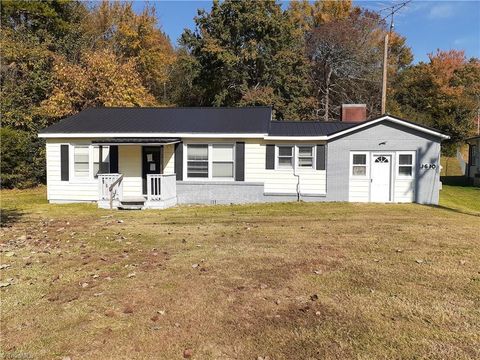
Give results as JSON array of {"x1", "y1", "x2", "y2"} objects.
[{"x1": 371, "y1": 155, "x2": 391, "y2": 202}]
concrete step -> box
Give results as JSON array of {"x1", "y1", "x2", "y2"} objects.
[
  {"x1": 118, "y1": 198, "x2": 146, "y2": 210},
  {"x1": 118, "y1": 204, "x2": 144, "y2": 210}
]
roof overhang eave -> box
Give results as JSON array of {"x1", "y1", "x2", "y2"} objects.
[
  {"x1": 263, "y1": 136, "x2": 328, "y2": 141},
  {"x1": 38, "y1": 132, "x2": 268, "y2": 139}
]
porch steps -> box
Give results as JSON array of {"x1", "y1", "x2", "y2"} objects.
[{"x1": 118, "y1": 197, "x2": 146, "y2": 210}]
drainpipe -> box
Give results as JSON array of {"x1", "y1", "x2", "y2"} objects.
[{"x1": 293, "y1": 164, "x2": 300, "y2": 202}]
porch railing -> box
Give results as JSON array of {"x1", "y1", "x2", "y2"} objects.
[
  {"x1": 147, "y1": 174, "x2": 176, "y2": 202},
  {"x1": 98, "y1": 173, "x2": 124, "y2": 209}
]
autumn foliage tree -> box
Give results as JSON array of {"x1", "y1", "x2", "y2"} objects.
[
  {"x1": 41, "y1": 50, "x2": 157, "y2": 118},
  {"x1": 393, "y1": 50, "x2": 480, "y2": 152}
]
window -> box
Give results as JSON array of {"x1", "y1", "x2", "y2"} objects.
[
  {"x1": 187, "y1": 144, "x2": 208, "y2": 178},
  {"x1": 212, "y1": 144, "x2": 234, "y2": 178},
  {"x1": 73, "y1": 146, "x2": 89, "y2": 178},
  {"x1": 278, "y1": 146, "x2": 294, "y2": 168},
  {"x1": 298, "y1": 146, "x2": 314, "y2": 168},
  {"x1": 398, "y1": 154, "x2": 413, "y2": 177},
  {"x1": 375, "y1": 156, "x2": 389, "y2": 163},
  {"x1": 352, "y1": 154, "x2": 367, "y2": 176},
  {"x1": 93, "y1": 145, "x2": 110, "y2": 177},
  {"x1": 471, "y1": 145, "x2": 477, "y2": 166}
]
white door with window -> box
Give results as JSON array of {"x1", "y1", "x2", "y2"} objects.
[{"x1": 370, "y1": 155, "x2": 392, "y2": 202}]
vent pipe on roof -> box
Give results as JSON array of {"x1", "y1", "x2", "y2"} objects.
[{"x1": 341, "y1": 104, "x2": 366, "y2": 123}]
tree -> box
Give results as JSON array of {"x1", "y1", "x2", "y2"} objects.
[
  {"x1": 288, "y1": 0, "x2": 352, "y2": 33},
  {"x1": 306, "y1": 9, "x2": 384, "y2": 120},
  {"x1": 0, "y1": 127, "x2": 45, "y2": 189},
  {"x1": 83, "y1": 1, "x2": 176, "y2": 102},
  {"x1": 393, "y1": 50, "x2": 479, "y2": 151},
  {"x1": 41, "y1": 49, "x2": 157, "y2": 118},
  {"x1": 178, "y1": 0, "x2": 315, "y2": 120}
]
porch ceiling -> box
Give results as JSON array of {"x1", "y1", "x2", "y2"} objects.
[{"x1": 92, "y1": 138, "x2": 180, "y2": 145}]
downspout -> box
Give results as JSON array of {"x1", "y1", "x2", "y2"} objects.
[{"x1": 293, "y1": 160, "x2": 300, "y2": 202}]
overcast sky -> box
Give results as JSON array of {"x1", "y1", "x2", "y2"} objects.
[{"x1": 132, "y1": 0, "x2": 480, "y2": 63}]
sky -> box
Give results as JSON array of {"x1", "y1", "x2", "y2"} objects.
[{"x1": 132, "y1": 0, "x2": 480, "y2": 63}]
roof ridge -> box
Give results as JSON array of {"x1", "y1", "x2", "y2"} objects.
[{"x1": 87, "y1": 106, "x2": 272, "y2": 110}]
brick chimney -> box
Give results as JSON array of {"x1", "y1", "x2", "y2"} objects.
[{"x1": 341, "y1": 104, "x2": 366, "y2": 122}]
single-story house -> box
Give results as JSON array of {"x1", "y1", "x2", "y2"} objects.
[
  {"x1": 38, "y1": 105, "x2": 449, "y2": 209},
  {"x1": 466, "y1": 135, "x2": 480, "y2": 186}
]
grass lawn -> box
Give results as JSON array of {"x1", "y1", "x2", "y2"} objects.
[{"x1": 1, "y1": 186, "x2": 479, "y2": 359}]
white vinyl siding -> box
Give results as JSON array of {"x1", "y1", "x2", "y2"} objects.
[
  {"x1": 118, "y1": 145, "x2": 142, "y2": 198},
  {"x1": 46, "y1": 140, "x2": 98, "y2": 202},
  {"x1": 245, "y1": 140, "x2": 326, "y2": 195},
  {"x1": 163, "y1": 144, "x2": 175, "y2": 175},
  {"x1": 46, "y1": 141, "x2": 144, "y2": 202}
]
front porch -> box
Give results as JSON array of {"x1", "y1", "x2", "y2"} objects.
[
  {"x1": 93, "y1": 139, "x2": 179, "y2": 210},
  {"x1": 98, "y1": 173, "x2": 177, "y2": 210}
]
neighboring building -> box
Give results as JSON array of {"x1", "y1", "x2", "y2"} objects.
[
  {"x1": 466, "y1": 135, "x2": 480, "y2": 186},
  {"x1": 38, "y1": 105, "x2": 449, "y2": 209}
]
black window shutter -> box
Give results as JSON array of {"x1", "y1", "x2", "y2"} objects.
[
  {"x1": 235, "y1": 142, "x2": 245, "y2": 181},
  {"x1": 266, "y1": 144, "x2": 275, "y2": 169},
  {"x1": 60, "y1": 144, "x2": 69, "y2": 181},
  {"x1": 109, "y1": 145, "x2": 119, "y2": 173},
  {"x1": 316, "y1": 144, "x2": 326, "y2": 170},
  {"x1": 175, "y1": 142, "x2": 183, "y2": 180}
]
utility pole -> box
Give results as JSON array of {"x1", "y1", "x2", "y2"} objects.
[
  {"x1": 381, "y1": 26, "x2": 391, "y2": 114},
  {"x1": 380, "y1": 1, "x2": 410, "y2": 114}
]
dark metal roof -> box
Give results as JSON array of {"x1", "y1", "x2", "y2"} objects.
[
  {"x1": 39, "y1": 107, "x2": 272, "y2": 134},
  {"x1": 92, "y1": 138, "x2": 180, "y2": 144},
  {"x1": 268, "y1": 121, "x2": 358, "y2": 136}
]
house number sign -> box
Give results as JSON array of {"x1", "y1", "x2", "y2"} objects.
[{"x1": 420, "y1": 163, "x2": 437, "y2": 170}]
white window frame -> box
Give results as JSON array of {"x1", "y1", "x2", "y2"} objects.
[
  {"x1": 396, "y1": 151, "x2": 416, "y2": 179},
  {"x1": 297, "y1": 145, "x2": 316, "y2": 169},
  {"x1": 350, "y1": 152, "x2": 369, "y2": 178},
  {"x1": 211, "y1": 144, "x2": 235, "y2": 179},
  {"x1": 276, "y1": 145, "x2": 295, "y2": 169},
  {"x1": 275, "y1": 145, "x2": 317, "y2": 170},
  {"x1": 71, "y1": 144, "x2": 92, "y2": 180},
  {"x1": 184, "y1": 143, "x2": 235, "y2": 181}
]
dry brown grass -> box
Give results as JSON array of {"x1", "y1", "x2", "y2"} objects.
[{"x1": 1, "y1": 187, "x2": 479, "y2": 360}]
